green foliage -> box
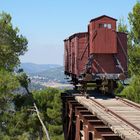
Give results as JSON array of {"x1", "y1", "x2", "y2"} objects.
[
  {"x1": 116, "y1": 1, "x2": 140, "y2": 103},
  {"x1": 117, "y1": 17, "x2": 133, "y2": 77},
  {"x1": 115, "y1": 81, "x2": 124, "y2": 95},
  {"x1": 13, "y1": 94, "x2": 33, "y2": 110},
  {"x1": 121, "y1": 76, "x2": 140, "y2": 103},
  {"x1": 128, "y1": 1, "x2": 140, "y2": 45},
  {"x1": 0, "y1": 12, "x2": 28, "y2": 71},
  {"x1": 34, "y1": 88, "x2": 61, "y2": 109},
  {"x1": 33, "y1": 88, "x2": 63, "y2": 139},
  {"x1": 1, "y1": 107, "x2": 41, "y2": 139},
  {"x1": 0, "y1": 88, "x2": 64, "y2": 139},
  {"x1": 129, "y1": 46, "x2": 140, "y2": 75},
  {"x1": 118, "y1": 2, "x2": 140, "y2": 77},
  {"x1": 51, "y1": 134, "x2": 64, "y2": 140},
  {"x1": 118, "y1": 17, "x2": 128, "y2": 33},
  {"x1": 127, "y1": 2, "x2": 140, "y2": 76},
  {"x1": 17, "y1": 72, "x2": 31, "y2": 94},
  {"x1": 0, "y1": 69, "x2": 19, "y2": 110},
  {"x1": 0, "y1": 69, "x2": 19, "y2": 94},
  {"x1": 127, "y1": 1, "x2": 140, "y2": 76}
]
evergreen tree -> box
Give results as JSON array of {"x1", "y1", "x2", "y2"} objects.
[
  {"x1": 121, "y1": 76, "x2": 140, "y2": 103},
  {"x1": 118, "y1": 17, "x2": 128, "y2": 33},
  {"x1": 128, "y1": 1, "x2": 140, "y2": 76},
  {"x1": 128, "y1": 1, "x2": 140, "y2": 45},
  {"x1": 116, "y1": 2, "x2": 140, "y2": 103},
  {"x1": 0, "y1": 12, "x2": 29, "y2": 139},
  {"x1": 0, "y1": 12, "x2": 28, "y2": 71},
  {"x1": 0, "y1": 70, "x2": 19, "y2": 139},
  {"x1": 34, "y1": 88, "x2": 63, "y2": 140}
]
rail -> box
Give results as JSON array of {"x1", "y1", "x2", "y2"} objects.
[
  {"x1": 61, "y1": 91, "x2": 140, "y2": 140},
  {"x1": 89, "y1": 97, "x2": 140, "y2": 132}
]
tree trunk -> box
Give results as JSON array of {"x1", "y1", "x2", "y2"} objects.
[
  {"x1": 25, "y1": 87, "x2": 50, "y2": 140},
  {"x1": 33, "y1": 103, "x2": 51, "y2": 140},
  {"x1": 39, "y1": 126, "x2": 43, "y2": 140}
]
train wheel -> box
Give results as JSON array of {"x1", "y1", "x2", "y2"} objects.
[
  {"x1": 100, "y1": 79, "x2": 108, "y2": 94},
  {"x1": 96, "y1": 80, "x2": 102, "y2": 90},
  {"x1": 74, "y1": 85, "x2": 78, "y2": 91},
  {"x1": 108, "y1": 80, "x2": 116, "y2": 97},
  {"x1": 80, "y1": 82, "x2": 88, "y2": 98}
]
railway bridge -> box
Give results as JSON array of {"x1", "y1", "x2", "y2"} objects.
[{"x1": 61, "y1": 90, "x2": 140, "y2": 140}]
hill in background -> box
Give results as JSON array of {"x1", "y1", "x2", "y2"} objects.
[
  {"x1": 20, "y1": 63, "x2": 69, "y2": 87},
  {"x1": 20, "y1": 63, "x2": 61, "y2": 74},
  {"x1": 30, "y1": 66, "x2": 66, "y2": 83}
]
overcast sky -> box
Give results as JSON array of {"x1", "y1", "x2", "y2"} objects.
[{"x1": 0, "y1": 0, "x2": 136, "y2": 65}]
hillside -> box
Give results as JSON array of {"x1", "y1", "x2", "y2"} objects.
[
  {"x1": 20, "y1": 63, "x2": 69, "y2": 89},
  {"x1": 30, "y1": 66, "x2": 66, "y2": 83},
  {"x1": 20, "y1": 63, "x2": 61, "y2": 73}
]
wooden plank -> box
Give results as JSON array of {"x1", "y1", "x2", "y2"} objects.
[{"x1": 75, "y1": 96, "x2": 140, "y2": 140}]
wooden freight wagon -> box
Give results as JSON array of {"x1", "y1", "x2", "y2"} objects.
[
  {"x1": 86, "y1": 15, "x2": 127, "y2": 81},
  {"x1": 89, "y1": 15, "x2": 117, "y2": 54},
  {"x1": 64, "y1": 39, "x2": 69, "y2": 75},
  {"x1": 64, "y1": 15, "x2": 127, "y2": 93},
  {"x1": 64, "y1": 32, "x2": 89, "y2": 81}
]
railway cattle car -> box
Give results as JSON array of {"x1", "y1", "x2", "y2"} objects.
[
  {"x1": 64, "y1": 32, "x2": 89, "y2": 85},
  {"x1": 64, "y1": 15, "x2": 127, "y2": 93}
]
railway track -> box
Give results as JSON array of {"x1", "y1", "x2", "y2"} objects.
[{"x1": 75, "y1": 93, "x2": 140, "y2": 140}]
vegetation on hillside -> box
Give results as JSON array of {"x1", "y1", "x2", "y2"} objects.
[
  {"x1": 5, "y1": 88, "x2": 63, "y2": 140},
  {"x1": 31, "y1": 66, "x2": 65, "y2": 83},
  {"x1": 0, "y1": 86, "x2": 63, "y2": 139}
]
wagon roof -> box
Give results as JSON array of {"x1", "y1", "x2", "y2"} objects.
[
  {"x1": 64, "y1": 32, "x2": 88, "y2": 41},
  {"x1": 90, "y1": 15, "x2": 117, "y2": 22}
]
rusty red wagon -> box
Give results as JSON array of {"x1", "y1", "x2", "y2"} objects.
[{"x1": 64, "y1": 15, "x2": 127, "y2": 93}]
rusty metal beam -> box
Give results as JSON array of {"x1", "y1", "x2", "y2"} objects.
[{"x1": 102, "y1": 134, "x2": 122, "y2": 140}]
